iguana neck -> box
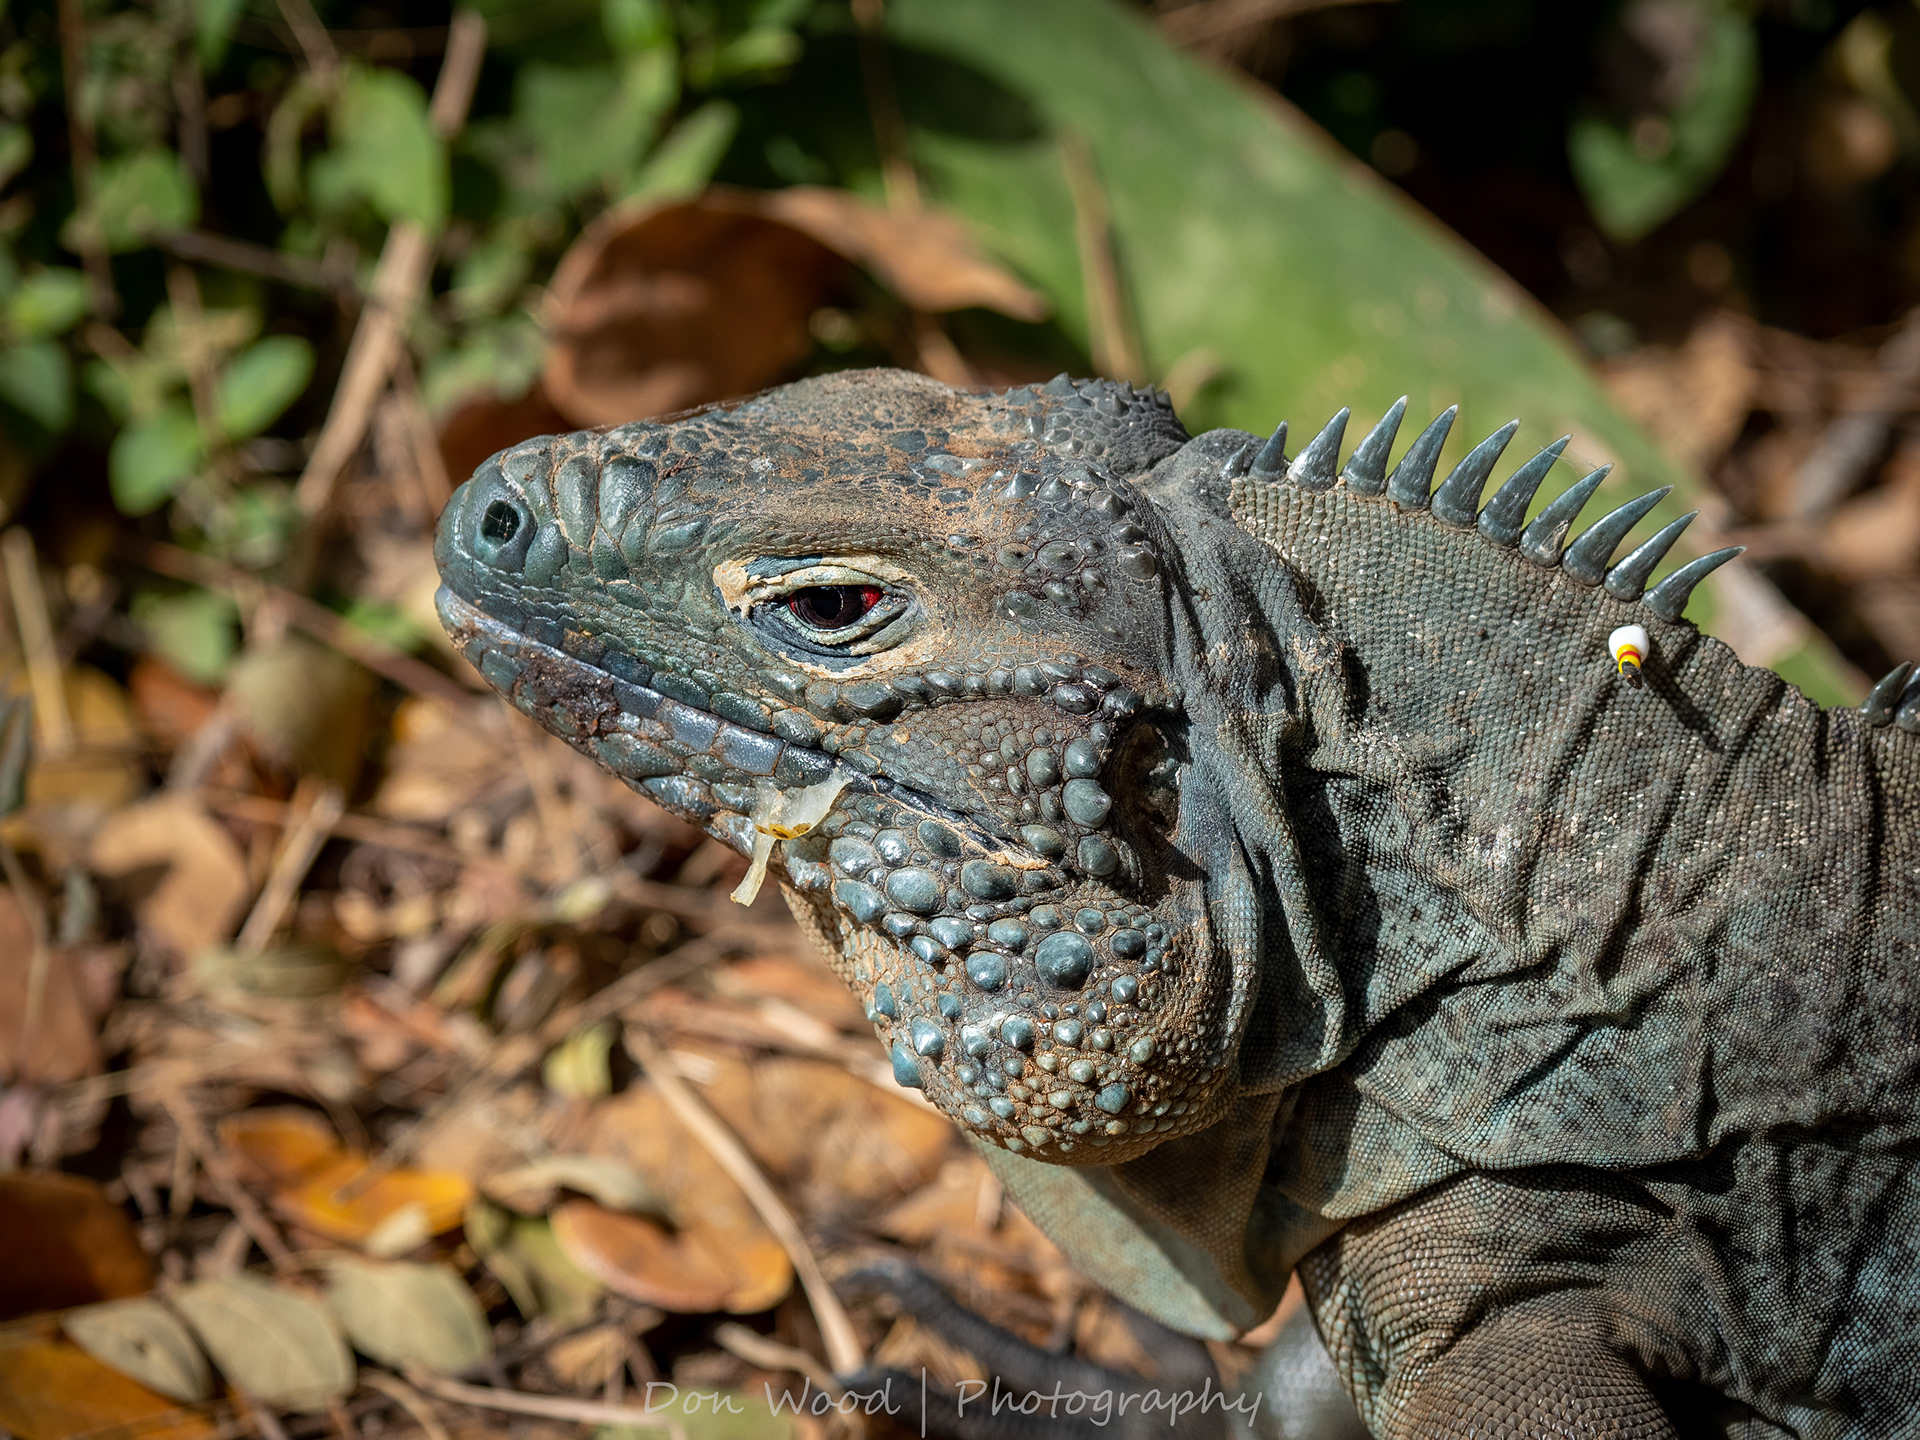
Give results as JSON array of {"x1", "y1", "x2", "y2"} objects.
[{"x1": 1150, "y1": 430, "x2": 1920, "y2": 1222}]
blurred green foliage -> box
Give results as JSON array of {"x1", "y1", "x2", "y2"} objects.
[{"x1": 0, "y1": 0, "x2": 1871, "y2": 704}]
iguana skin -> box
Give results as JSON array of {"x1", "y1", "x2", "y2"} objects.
[{"x1": 433, "y1": 368, "x2": 1920, "y2": 1438}]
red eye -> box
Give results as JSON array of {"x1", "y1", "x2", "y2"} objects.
[{"x1": 789, "y1": 585, "x2": 883, "y2": 630}]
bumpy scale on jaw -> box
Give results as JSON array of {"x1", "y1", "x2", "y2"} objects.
[{"x1": 434, "y1": 369, "x2": 1239, "y2": 1165}]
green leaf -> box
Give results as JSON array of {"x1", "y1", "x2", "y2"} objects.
[
  {"x1": 324, "y1": 1259, "x2": 491, "y2": 1374},
  {"x1": 216, "y1": 335, "x2": 313, "y2": 439},
  {"x1": 64, "y1": 149, "x2": 199, "y2": 254},
  {"x1": 0, "y1": 341, "x2": 71, "y2": 430},
  {"x1": 8, "y1": 269, "x2": 90, "y2": 340},
  {"x1": 623, "y1": 99, "x2": 738, "y2": 204},
  {"x1": 1568, "y1": 2, "x2": 1759, "y2": 242},
  {"x1": 700, "y1": 28, "x2": 801, "y2": 83},
  {"x1": 0, "y1": 122, "x2": 31, "y2": 191},
  {"x1": 130, "y1": 588, "x2": 238, "y2": 683},
  {"x1": 603, "y1": 0, "x2": 671, "y2": 54},
  {"x1": 65, "y1": 1298, "x2": 213, "y2": 1404},
  {"x1": 193, "y1": 0, "x2": 247, "y2": 70},
  {"x1": 317, "y1": 65, "x2": 447, "y2": 229},
  {"x1": 173, "y1": 1272, "x2": 355, "y2": 1413},
  {"x1": 513, "y1": 62, "x2": 672, "y2": 203},
  {"x1": 109, "y1": 403, "x2": 204, "y2": 515}
]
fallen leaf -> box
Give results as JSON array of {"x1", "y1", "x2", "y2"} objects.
[
  {"x1": 0, "y1": 1171, "x2": 151, "y2": 1319},
  {"x1": 65, "y1": 1297, "x2": 212, "y2": 1403},
  {"x1": 126, "y1": 657, "x2": 221, "y2": 750},
  {"x1": 0, "y1": 1329, "x2": 212, "y2": 1440},
  {"x1": 545, "y1": 1324, "x2": 629, "y2": 1394},
  {"x1": 595, "y1": 1387, "x2": 795, "y2": 1440},
  {"x1": 694, "y1": 1053, "x2": 952, "y2": 1206},
  {"x1": 218, "y1": 1107, "x2": 341, "y2": 1187},
  {"x1": 324, "y1": 1257, "x2": 491, "y2": 1374},
  {"x1": 90, "y1": 794, "x2": 249, "y2": 957},
  {"x1": 224, "y1": 635, "x2": 375, "y2": 788},
  {"x1": 435, "y1": 380, "x2": 575, "y2": 490},
  {"x1": 759, "y1": 186, "x2": 1048, "y2": 321},
  {"x1": 172, "y1": 1271, "x2": 354, "y2": 1413},
  {"x1": 13, "y1": 666, "x2": 145, "y2": 816},
  {"x1": 582, "y1": 1083, "x2": 792, "y2": 1314},
  {"x1": 550, "y1": 1200, "x2": 736, "y2": 1313},
  {"x1": 482, "y1": 1152, "x2": 663, "y2": 1216},
  {"x1": 467, "y1": 1200, "x2": 604, "y2": 1327},
  {"x1": 543, "y1": 191, "x2": 855, "y2": 426},
  {"x1": 708, "y1": 953, "x2": 868, "y2": 1032},
  {"x1": 192, "y1": 940, "x2": 350, "y2": 999},
  {"x1": 0, "y1": 892, "x2": 102, "y2": 1084},
  {"x1": 544, "y1": 1021, "x2": 616, "y2": 1100},
  {"x1": 218, "y1": 1107, "x2": 473, "y2": 1245},
  {"x1": 275, "y1": 1154, "x2": 473, "y2": 1245}
]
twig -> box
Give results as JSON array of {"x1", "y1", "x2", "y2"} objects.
[
  {"x1": 3, "y1": 528, "x2": 72, "y2": 754},
  {"x1": 274, "y1": 0, "x2": 339, "y2": 81},
  {"x1": 390, "y1": 354, "x2": 453, "y2": 524},
  {"x1": 56, "y1": 0, "x2": 111, "y2": 315},
  {"x1": 157, "y1": 231, "x2": 356, "y2": 295},
  {"x1": 713, "y1": 1321, "x2": 842, "y2": 1398},
  {"x1": 360, "y1": 1374, "x2": 449, "y2": 1440},
  {"x1": 405, "y1": 1372, "x2": 690, "y2": 1437},
  {"x1": 1793, "y1": 304, "x2": 1920, "y2": 521},
  {"x1": 130, "y1": 539, "x2": 480, "y2": 706},
  {"x1": 157, "y1": 1085, "x2": 293, "y2": 1263},
  {"x1": 294, "y1": 13, "x2": 486, "y2": 518},
  {"x1": 0, "y1": 836, "x2": 49, "y2": 1073},
  {"x1": 234, "y1": 777, "x2": 345, "y2": 954},
  {"x1": 625, "y1": 1024, "x2": 867, "y2": 1376},
  {"x1": 849, "y1": 0, "x2": 918, "y2": 213},
  {"x1": 502, "y1": 707, "x2": 585, "y2": 885},
  {"x1": 1059, "y1": 131, "x2": 1143, "y2": 383}
]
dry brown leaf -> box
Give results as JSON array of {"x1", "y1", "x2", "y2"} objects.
[
  {"x1": 435, "y1": 380, "x2": 575, "y2": 491},
  {"x1": 759, "y1": 186, "x2": 1048, "y2": 322},
  {"x1": 550, "y1": 1199, "x2": 734, "y2": 1313},
  {"x1": 1602, "y1": 310, "x2": 1756, "y2": 477},
  {"x1": 709, "y1": 953, "x2": 868, "y2": 1032},
  {"x1": 0, "y1": 1330, "x2": 211, "y2": 1440},
  {"x1": 0, "y1": 892, "x2": 102, "y2": 1084},
  {"x1": 1821, "y1": 432, "x2": 1920, "y2": 579},
  {"x1": 0, "y1": 1171, "x2": 152, "y2": 1319},
  {"x1": 90, "y1": 794, "x2": 249, "y2": 957},
  {"x1": 126, "y1": 658, "x2": 221, "y2": 751},
  {"x1": 11, "y1": 666, "x2": 146, "y2": 817},
  {"x1": 544, "y1": 192, "x2": 854, "y2": 427},
  {"x1": 583, "y1": 1082, "x2": 793, "y2": 1313},
  {"x1": 694, "y1": 1052, "x2": 952, "y2": 1206},
  {"x1": 544, "y1": 1324, "x2": 630, "y2": 1394}
]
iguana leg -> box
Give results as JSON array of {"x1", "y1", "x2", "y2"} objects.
[{"x1": 1298, "y1": 1170, "x2": 1692, "y2": 1439}]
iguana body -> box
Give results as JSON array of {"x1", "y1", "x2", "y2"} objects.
[{"x1": 433, "y1": 369, "x2": 1920, "y2": 1438}]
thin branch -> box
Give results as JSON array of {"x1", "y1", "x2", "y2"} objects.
[
  {"x1": 3, "y1": 528, "x2": 72, "y2": 754},
  {"x1": 1059, "y1": 131, "x2": 1144, "y2": 383},
  {"x1": 157, "y1": 231, "x2": 356, "y2": 296},
  {"x1": 406, "y1": 1372, "x2": 690, "y2": 1438},
  {"x1": 233, "y1": 777, "x2": 345, "y2": 955},
  {"x1": 626, "y1": 1024, "x2": 867, "y2": 1377},
  {"x1": 156, "y1": 1085, "x2": 293, "y2": 1263}
]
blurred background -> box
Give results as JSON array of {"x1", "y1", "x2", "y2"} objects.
[{"x1": 0, "y1": 0, "x2": 1916, "y2": 1435}]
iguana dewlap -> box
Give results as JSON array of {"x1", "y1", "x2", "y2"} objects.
[{"x1": 434, "y1": 369, "x2": 1920, "y2": 1439}]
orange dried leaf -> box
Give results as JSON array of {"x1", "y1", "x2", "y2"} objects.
[
  {"x1": 0, "y1": 1172, "x2": 151, "y2": 1320},
  {"x1": 218, "y1": 1108, "x2": 343, "y2": 1188},
  {"x1": 275, "y1": 1157, "x2": 473, "y2": 1244},
  {"x1": 550, "y1": 1199, "x2": 733, "y2": 1313},
  {"x1": 0, "y1": 1331, "x2": 211, "y2": 1440},
  {"x1": 0, "y1": 893, "x2": 102, "y2": 1085}
]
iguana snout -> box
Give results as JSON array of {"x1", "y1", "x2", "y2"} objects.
[{"x1": 432, "y1": 370, "x2": 1250, "y2": 1165}]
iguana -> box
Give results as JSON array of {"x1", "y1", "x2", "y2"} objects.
[{"x1": 433, "y1": 368, "x2": 1920, "y2": 1439}]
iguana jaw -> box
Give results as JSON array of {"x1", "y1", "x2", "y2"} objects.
[{"x1": 431, "y1": 371, "x2": 1246, "y2": 1165}]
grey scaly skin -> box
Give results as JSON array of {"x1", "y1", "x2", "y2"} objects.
[{"x1": 435, "y1": 369, "x2": 1920, "y2": 1439}]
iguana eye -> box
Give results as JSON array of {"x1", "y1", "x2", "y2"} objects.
[{"x1": 789, "y1": 585, "x2": 882, "y2": 631}]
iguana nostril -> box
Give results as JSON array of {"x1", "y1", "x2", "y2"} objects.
[
  {"x1": 471, "y1": 490, "x2": 535, "y2": 571},
  {"x1": 481, "y1": 501, "x2": 519, "y2": 542}
]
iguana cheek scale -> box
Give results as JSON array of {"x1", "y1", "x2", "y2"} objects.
[{"x1": 435, "y1": 368, "x2": 1920, "y2": 1437}]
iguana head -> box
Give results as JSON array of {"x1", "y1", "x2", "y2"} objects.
[{"x1": 434, "y1": 368, "x2": 1272, "y2": 1165}]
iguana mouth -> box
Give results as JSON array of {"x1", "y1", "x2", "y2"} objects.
[{"x1": 435, "y1": 585, "x2": 1002, "y2": 858}]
